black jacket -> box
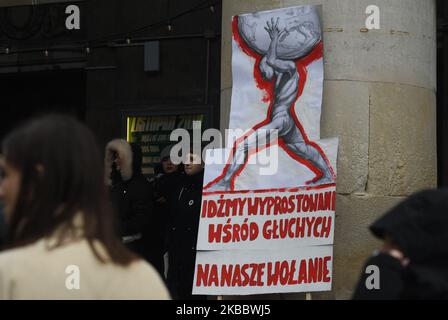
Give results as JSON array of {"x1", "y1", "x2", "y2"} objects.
[
  {"x1": 110, "y1": 174, "x2": 153, "y2": 237},
  {"x1": 150, "y1": 170, "x2": 183, "y2": 245},
  {"x1": 145, "y1": 170, "x2": 183, "y2": 275},
  {"x1": 106, "y1": 140, "x2": 153, "y2": 259},
  {"x1": 166, "y1": 170, "x2": 204, "y2": 299},
  {"x1": 353, "y1": 189, "x2": 448, "y2": 300}
]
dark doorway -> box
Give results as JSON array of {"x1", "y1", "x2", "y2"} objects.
[{"x1": 0, "y1": 69, "x2": 86, "y2": 140}]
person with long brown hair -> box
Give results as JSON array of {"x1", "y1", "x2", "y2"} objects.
[{"x1": 0, "y1": 114, "x2": 170, "y2": 299}]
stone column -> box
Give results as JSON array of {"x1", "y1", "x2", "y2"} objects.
[{"x1": 220, "y1": 0, "x2": 437, "y2": 299}]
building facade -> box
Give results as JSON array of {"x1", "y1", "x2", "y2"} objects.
[{"x1": 0, "y1": 0, "x2": 443, "y2": 299}]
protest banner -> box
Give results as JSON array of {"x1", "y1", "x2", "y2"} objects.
[
  {"x1": 193, "y1": 246, "x2": 333, "y2": 295},
  {"x1": 197, "y1": 183, "x2": 336, "y2": 250},
  {"x1": 194, "y1": 5, "x2": 338, "y2": 295}
]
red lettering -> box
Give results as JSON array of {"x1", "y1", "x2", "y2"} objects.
[
  {"x1": 331, "y1": 191, "x2": 336, "y2": 211},
  {"x1": 263, "y1": 220, "x2": 272, "y2": 239},
  {"x1": 295, "y1": 218, "x2": 305, "y2": 238},
  {"x1": 323, "y1": 256, "x2": 332, "y2": 282},
  {"x1": 207, "y1": 200, "x2": 217, "y2": 218},
  {"x1": 302, "y1": 195, "x2": 310, "y2": 212},
  {"x1": 308, "y1": 258, "x2": 318, "y2": 283},
  {"x1": 317, "y1": 193, "x2": 324, "y2": 211},
  {"x1": 241, "y1": 264, "x2": 250, "y2": 286},
  {"x1": 282, "y1": 197, "x2": 289, "y2": 213},
  {"x1": 295, "y1": 194, "x2": 304, "y2": 212},
  {"x1": 248, "y1": 264, "x2": 258, "y2": 286},
  {"x1": 310, "y1": 194, "x2": 318, "y2": 212},
  {"x1": 324, "y1": 191, "x2": 332, "y2": 210},
  {"x1": 322, "y1": 216, "x2": 332, "y2": 238},
  {"x1": 314, "y1": 217, "x2": 323, "y2": 237},
  {"x1": 209, "y1": 264, "x2": 219, "y2": 286},
  {"x1": 273, "y1": 196, "x2": 282, "y2": 214},
  {"x1": 257, "y1": 263, "x2": 265, "y2": 286},
  {"x1": 266, "y1": 197, "x2": 275, "y2": 215},
  {"x1": 232, "y1": 223, "x2": 241, "y2": 242},
  {"x1": 220, "y1": 264, "x2": 233, "y2": 287},
  {"x1": 208, "y1": 224, "x2": 222, "y2": 243},
  {"x1": 231, "y1": 264, "x2": 242, "y2": 287},
  {"x1": 267, "y1": 262, "x2": 280, "y2": 286},
  {"x1": 237, "y1": 198, "x2": 247, "y2": 216},
  {"x1": 288, "y1": 260, "x2": 298, "y2": 285},
  {"x1": 247, "y1": 197, "x2": 259, "y2": 215},
  {"x1": 279, "y1": 261, "x2": 290, "y2": 285},
  {"x1": 288, "y1": 218, "x2": 296, "y2": 238},
  {"x1": 272, "y1": 220, "x2": 279, "y2": 239},
  {"x1": 259, "y1": 197, "x2": 270, "y2": 215},
  {"x1": 306, "y1": 217, "x2": 316, "y2": 237},
  {"x1": 201, "y1": 200, "x2": 208, "y2": 218},
  {"x1": 279, "y1": 219, "x2": 288, "y2": 239},
  {"x1": 196, "y1": 264, "x2": 210, "y2": 286},
  {"x1": 298, "y1": 259, "x2": 308, "y2": 284},
  {"x1": 288, "y1": 196, "x2": 295, "y2": 213}
]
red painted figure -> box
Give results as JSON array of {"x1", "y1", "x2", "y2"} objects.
[{"x1": 205, "y1": 17, "x2": 335, "y2": 192}]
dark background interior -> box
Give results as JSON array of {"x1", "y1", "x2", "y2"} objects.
[
  {"x1": 0, "y1": 69, "x2": 86, "y2": 139},
  {"x1": 0, "y1": 0, "x2": 222, "y2": 147},
  {"x1": 0, "y1": 0, "x2": 447, "y2": 186}
]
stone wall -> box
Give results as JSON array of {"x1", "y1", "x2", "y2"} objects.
[{"x1": 220, "y1": 0, "x2": 437, "y2": 299}]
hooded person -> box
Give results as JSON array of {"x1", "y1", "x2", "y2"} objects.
[
  {"x1": 353, "y1": 189, "x2": 448, "y2": 300},
  {"x1": 145, "y1": 144, "x2": 183, "y2": 277},
  {"x1": 150, "y1": 144, "x2": 183, "y2": 204},
  {"x1": 166, "y1": 149, "x2": 206, "y2": 300},
  {"x1": 105, "y1": 139, "x2": 154, "y2": 264}
]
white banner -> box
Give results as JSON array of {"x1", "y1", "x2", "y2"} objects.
[
  {"x1": 193, "y1": 246, "x2": 333, "y2": 295},
  {"x1": 197, "y1": 184, "x2": 336, "y2": 250}
]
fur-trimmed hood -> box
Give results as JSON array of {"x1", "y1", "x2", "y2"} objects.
[{"x1": 105, "y1": 139, "x2": 133, "y2": 186}]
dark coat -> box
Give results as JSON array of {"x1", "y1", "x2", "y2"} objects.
[
  {"x1": 106, "y1": 140, "x2": 155, "y2": 265},
  {"x1": 353, "y1": 189, "x2": 448, "y2": 300},
  {"x1": 166, "y1": 170, "x2": 205, "y2": 300},
  {"x1": 146, "y1": 170, "x2": 183, "y2": 276},
  {"x1": 110, "y1": 174, "x2": 153, "y2": 237}
]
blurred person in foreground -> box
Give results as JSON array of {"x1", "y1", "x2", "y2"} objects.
[
  {"x1": 0, "y1": 115, "x2": 170, "y2": 299},
  {"x1": 166, "y1": 150, "x2": 206, "y2": 300},
  {"x1": 0, "y1": 200, "x2": 5, "y2": 250},
  {"x1": 353, "y1": 189, "x2": 448, "y2": 300},
  {"x1": 0, "y1": 154, "x2": 4, "y2": 250}
]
